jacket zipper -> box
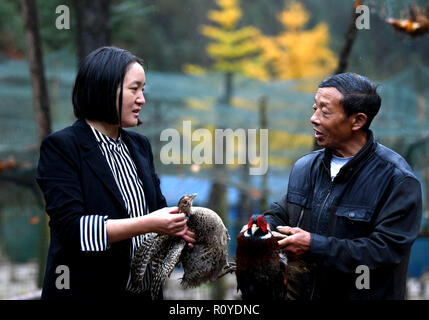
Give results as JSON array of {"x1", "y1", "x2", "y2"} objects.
[
  {"x1": 310, "y1": 161, "x2": 334, "y2": 300},
  {"x1": 314, "y1": 180, "x2": 334, "y2": 234},
  {"x1": 296, "y1": 208, "x2": 304, "y2": 227}
]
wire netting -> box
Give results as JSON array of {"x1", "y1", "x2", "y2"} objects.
[{"x1": 1, "y1": 51, "x2": 428, "y2": 298}]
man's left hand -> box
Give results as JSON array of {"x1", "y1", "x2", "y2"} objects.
[{"x1": 276, "y1": 226, "x2": 311, "y2": 259}]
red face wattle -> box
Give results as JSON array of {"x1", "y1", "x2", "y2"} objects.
[
  {"x1": 256, "y1": 216, "x2": 267, "y2": 233},
  {"x1": 247, "y1": 215, "x2": 268, "y2": 234},
  {"x1": 247, "y1": 216, "x2": 255, "y2": 230}
]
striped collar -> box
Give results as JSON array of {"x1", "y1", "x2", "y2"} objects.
[{"x1": 88, "y1": 125, "x2": 123, "y2": 149}]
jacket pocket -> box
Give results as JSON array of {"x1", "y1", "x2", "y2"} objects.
[
  {"x1": 333, "y1": 205, "x2": 373, "y2": 238},
  {"x1": 287, "y1": 189, "x2": 312, "y2": 209},
  {"x1": 335, "y1": 207, "x2": 372, "y2": 222}
]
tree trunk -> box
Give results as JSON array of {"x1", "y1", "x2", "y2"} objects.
[
  {"x1": 206, "y1": 167, "x2": 228, "y2": 299},
  {"x1": 21, "y1": 0, "x2": 52, "y2": 288},
  {"x1": 334, "y1": 2, "x2": 361, "y2": 75},
  {"x1": 75, "y1": 0, "x2": 111, "y2": 66},
  {"x1": 258, "y1": 96, "x2": 269, "y2": 213},
  {"x1": 206, "y1": 119, "x2": 229, "y2": 298},
  {"x1": 21, "y1": 0, "x2": 52, "y2": 145},
  {"x1": 237, "y1": 152, "x2": 253, "y2": 225},
  {"x1": 207, "y1": 70, "x2": 235, "y2": 298},
  {"x1": 222, "y1": 72, "x2": 233, "y2": 106}
]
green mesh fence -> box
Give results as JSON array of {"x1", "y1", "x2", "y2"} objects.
[{"x1": 0, "y1": 52, "x2": 428, "y2": 297}]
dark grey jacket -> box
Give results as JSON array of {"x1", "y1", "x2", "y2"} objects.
[{"x1": 264, "y1": 131, "x2": 422, "y2": 300}]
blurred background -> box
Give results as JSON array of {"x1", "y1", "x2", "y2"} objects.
[{"x1": 0, "y1": 0, "x2": 428, "y2": 300}]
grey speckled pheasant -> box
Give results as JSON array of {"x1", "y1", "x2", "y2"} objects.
[{"x1": 129, "y1": 194, "x2": 234, "y2": 299}]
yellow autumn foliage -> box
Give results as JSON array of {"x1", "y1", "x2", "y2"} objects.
[
  {"x1": 199, "y1": 0, "x2": 265, "y2": 78},
  {"x1": 208, "y1": 6, "x2": 241, "y2": 30},
  {"x1": 269, "y1": 131, "x2": 314, "y2": 150},
  {"x1": 230, "y1": 97, "x2": 257, "y2": 110},
  {"x1": 183, "y1": 64, "x2": 207, "y2": 76},
  {"x1": 259, "y1": 1, "x2": 337, "y2": 81},
  {"x1": 241, "y1": 58, "x2": 271, "y2": 81},
  {"x1": 185, "y1": 97, "x2": 213, "y2": 111},
  {"x1": 201, "y1": 25, "x2": 260, "y2": 45},
  {"x1": 206, "y1": 40, "x2": 260, "y2": 60},
  {"x1": 278, "y1": 1, "x2": 309, "y2": 30}
]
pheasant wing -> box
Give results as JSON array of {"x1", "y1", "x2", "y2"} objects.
[
  {"x1": 179, "y1": 207, "x2": 230, "y2": 288},
  {"x1": 129, "y1": 232, "x2": 159, "y2": 293},
  {"x1": 150, "y1": 237, "x2": 186, "y2": 299}
]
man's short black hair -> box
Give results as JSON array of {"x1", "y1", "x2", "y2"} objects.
[
  {"x1": 72, "y1": 46, "x2": 143, "y2": 125},
  {"x1": 318, "y1": 72, "x2": 381, "y2": 131}
]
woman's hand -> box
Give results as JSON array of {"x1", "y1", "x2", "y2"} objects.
[
  {"x1": 149, "y1": 207, "x2": 196, "y2": 248},
  {"x1": 106, "y1": 206, "x2": 197, "y2": 246},
  {"x1": 149, "y1": 207, "x2": 187, "y2": 236}
]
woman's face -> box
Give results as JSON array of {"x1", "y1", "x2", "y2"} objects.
[{"x1": 118, "y1": 62, "x2": 146, "y2": 127}]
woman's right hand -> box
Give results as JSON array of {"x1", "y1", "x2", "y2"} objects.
[
  {"x1": 148, "y1": 207, "x2": 188, "y2": 237},
  {"x1": 106, "y1": 207, "x2": 192, "y2": 245}
]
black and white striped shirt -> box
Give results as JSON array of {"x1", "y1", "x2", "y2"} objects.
[{"x1": 79, "y1": 125, "x2": 151, "y2": 290}]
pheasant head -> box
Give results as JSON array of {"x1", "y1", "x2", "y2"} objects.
[
  {"x1": 177, "y1": 193, "x2": 197, "y2": 215},
  {"x1": 245, "y1": 215, "x2": 269, "y2": 238}
]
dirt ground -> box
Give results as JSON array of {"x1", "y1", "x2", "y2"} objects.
[{"x1": 1, "y1": 261, "x2": 428, "y2": 300}]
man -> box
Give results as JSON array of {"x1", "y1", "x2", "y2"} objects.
[{"x1": 264, "y1": 73, "x2": 422, "y2": 300}]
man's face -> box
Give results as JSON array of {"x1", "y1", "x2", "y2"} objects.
[{"x1": 311, "y1": 87, "x2": 355, "y2": 155}]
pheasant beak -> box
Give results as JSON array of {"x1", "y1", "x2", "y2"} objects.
[{"x1": 251, "y1": 223, "x2": 258, "y2": 235}]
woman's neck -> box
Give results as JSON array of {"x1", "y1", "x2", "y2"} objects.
[{"x1": 85, "y1": 119, "x2": 120, "y2": 140}]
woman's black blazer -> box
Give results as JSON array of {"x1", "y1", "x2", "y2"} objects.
[{"x1": 36, "y1": 119, "x2": 167, "y2": 299}]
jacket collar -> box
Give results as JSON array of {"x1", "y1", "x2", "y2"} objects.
[
  {"x1": 72, "y1": 119, "x2": 129, "y2": 215},
  {"x1": 89, "y1": 124, "x2": 124, "y2": 149},
  {"x1": 72, "y1": 119, "x2": 156, "y2": 214},
  {"x1": 72, "y1": 118, "x2": 133, "y2": 150},
  {"x1": 321, "y1": 130, "x2": 377, "y2": 181}
]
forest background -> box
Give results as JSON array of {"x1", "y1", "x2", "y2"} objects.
[{"x1": 0, "y1": 0, "x2": 428, "y2": 299}]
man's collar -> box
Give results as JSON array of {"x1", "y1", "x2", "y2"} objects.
[{"x1": 322, "y1": 130, "x2": 376, "y2": 180}]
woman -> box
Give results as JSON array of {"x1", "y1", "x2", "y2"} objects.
[{"x1": 36, "y1": 46, "x2": 195, "y2": 300}]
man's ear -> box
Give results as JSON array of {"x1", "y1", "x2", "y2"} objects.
[{"x1": 351, "y1": 113, "x2": 367, "y2": 131}]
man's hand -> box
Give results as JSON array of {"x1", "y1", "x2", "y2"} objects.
[{"x1": 275, "y1": 226, "x2": 311, "y2": 259}]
